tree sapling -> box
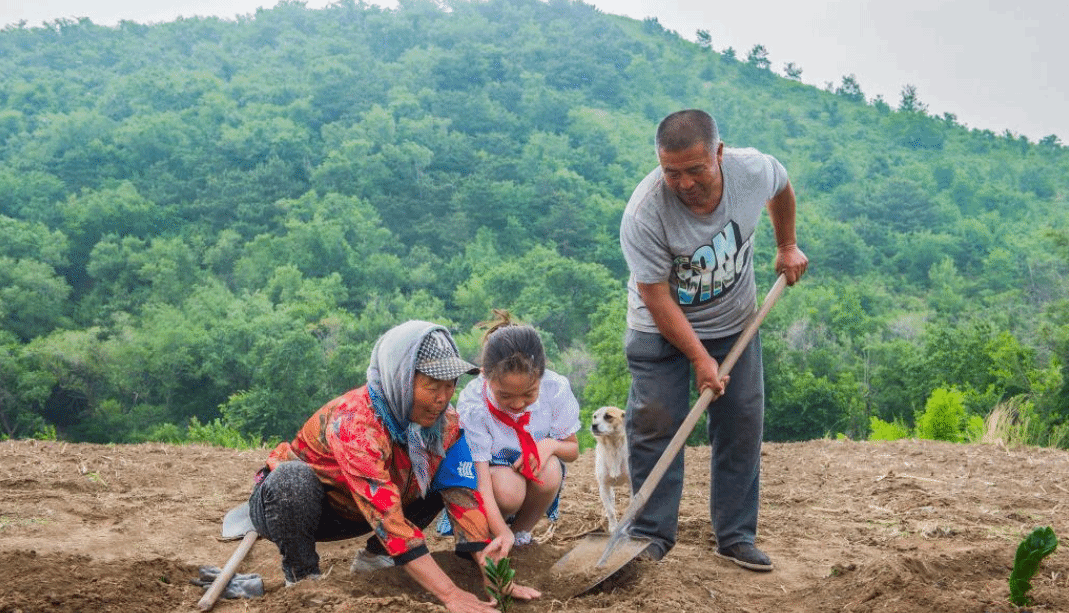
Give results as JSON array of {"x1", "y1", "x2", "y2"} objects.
[
  {"x1": 1009, "y1": 526, "x2": 1058, "y2": 607},
  {"x1": 483, "y1": 556, "x2": 515, "y2": 612}
]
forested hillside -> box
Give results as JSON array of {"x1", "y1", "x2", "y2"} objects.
[{"x1": 2, "y1": 0, "x2": 1067, "y2": 448}]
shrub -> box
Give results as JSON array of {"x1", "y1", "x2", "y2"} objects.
[
  {"x1": 915, "y1": 387, "x2": 966, "y2": 442},
  {"x1": 963, "y1": 414, "x2": 986, "y2": 442},
  {"x1": 868, "y1": 416, "x2": 910, "y2": 441},
  {"x1": 186, "y1": 417, "x2": 261, "y2": 449},
  {"x1": 146, "y1": 422, "x2": 186, "y2": 444}
]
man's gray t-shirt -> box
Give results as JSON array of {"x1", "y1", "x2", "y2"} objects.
[{"x1": 620, "y1": 147, "x2": 788, "y2": 338}]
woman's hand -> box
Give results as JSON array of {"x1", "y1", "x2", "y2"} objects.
[
  {"x1": 439, "y1": 585, "x2": 502, "y2": 613},
  {"x1": 404, "y1": 554, "x2": 501, "y2": 613}
]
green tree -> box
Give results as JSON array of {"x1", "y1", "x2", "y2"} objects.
[
  {"x1": 0, "y1": 215, "x2": 69, "y2": 267},
  {"x1": 582, "y1": 301, "x2": 630, "y2": 412},
  {"x1": 834, "y1": 74, "x2": 864, "y2": 102},
  {"x1": 0, "y1": 331, "x2": 56, "y2": 438},
  {"x1": 745, "y1": 44, "x2": 771, "y2": 70},
  {"x1": 695, "y1": 29, "x2": 712, "y2": 50},
  {"x1": 0, "y1": 169, "x2": 67, "y2": 221},
  {"x1": 765, "y1": 370, "x2": 861, "y2": 441},
  {"x1": 898, "y1": 84, "x2": 928, "y2": 113},
  {"x1": 915, "y1": 387, "x2": 966, "y2": 442},
  {"x1": 453, "y1": 245, "x2": 621, "y2": 349},
  {"x1": 57, "y1": 182, "x2": 167, "y2": 290},
  {"x1": 0, "y1": 257, "x2": 72, "y2": 341}
]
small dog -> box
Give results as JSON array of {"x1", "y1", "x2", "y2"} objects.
[{"x1": 591, "y1": 406, "x2": 630, "y2": 530}]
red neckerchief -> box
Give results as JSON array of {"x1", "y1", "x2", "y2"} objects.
[{"x1": 484, "y1": 382, "x2": 542, "y2": 484}]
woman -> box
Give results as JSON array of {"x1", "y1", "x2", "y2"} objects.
[{"x1": 248, "y1": 320, "x2": 540, "y2": 612}]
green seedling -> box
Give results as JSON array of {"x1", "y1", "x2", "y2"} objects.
[
  {"x1": 483, "y1": 556, "x2": 515, "y2": 613},
  {"x1": 1009, "y1": 526, "x2": 1058, "y2": 607}
]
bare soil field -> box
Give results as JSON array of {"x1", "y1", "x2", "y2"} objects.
[{"x1": 1, "y1": 436, "x2": 1066, "y2": 612}]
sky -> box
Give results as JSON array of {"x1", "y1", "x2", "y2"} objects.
[{"x1": 2, "y1": 0, "x2": 1066, "y2": 143}]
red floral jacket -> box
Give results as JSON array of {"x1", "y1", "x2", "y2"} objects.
[{"x1": 265, "y1": 386, "x2": 490, "y2": 559}]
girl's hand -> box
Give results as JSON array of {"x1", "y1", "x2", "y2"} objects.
[
  {"x1": 511, "y1": 450, "x2": 542, "y2": 477},
  {"x1": 506, "y1": 581, "x2": 542, "y2": 601},
  {"x1": 479, "y1": 533, "x2": 514, "y2": 563},
  {"x1": 532, "y1": 439, "x2": 560, "y2": 477}
]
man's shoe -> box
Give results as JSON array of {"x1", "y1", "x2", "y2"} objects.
[
  {"x1": 350, "y1": 548, "x2": 394, "y2": 572},
  {"x1": 716, "y1": 542, "x2": 773, "y2": 571}
]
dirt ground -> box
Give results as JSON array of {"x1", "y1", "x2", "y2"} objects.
[{"x1": 1, "y1": 436, "x2": 1067, "y2": 613}]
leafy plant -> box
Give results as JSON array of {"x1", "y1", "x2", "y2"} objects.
[
  {"x1": 483, "y1": 556, "x2": 515, "y2": 612},
  {"x1": 185, "y1": 417, "x2": 261, "y2": 450},
  {"x1": 868, "y1": 416, "x2": 910, "y2": 441},
  {"x1": 32, "y1": 423, "x2": 58, "y2": 441},
  {"x1": 1009, "y1": 526, "x2": 1058, "y2": 607},
  {"x1": 915, "y1": 387, "x2": 966, "y2": 442}
]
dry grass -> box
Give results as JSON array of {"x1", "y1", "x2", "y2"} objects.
[
  {"x1": 981, "y1": 398, "x2": 1069, "y2": 450},
  {"x1": 981, "y1": 402, "x2": 1026, "y2": 447}
]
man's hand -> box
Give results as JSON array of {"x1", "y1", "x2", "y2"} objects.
[
  {"x1": 775, "y1": 243, "x2": 808, "y2": 285},
  {"x1": 693, "y1": 353, "x2": 727, "y2": 399}
]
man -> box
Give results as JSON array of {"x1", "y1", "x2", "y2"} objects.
[{"x1": 619, "y1": 109, "x2": 807, "y2": 571}]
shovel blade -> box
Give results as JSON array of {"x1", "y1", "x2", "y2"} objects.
[
  {"x1": 221, "y1": 502, "x2": 255, "y2": 540},
  {"x1": 550, "y1": 532, "x2": 650, "y2": 595}
]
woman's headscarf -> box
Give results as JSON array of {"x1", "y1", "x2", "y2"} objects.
[{"x1": 365, "y1": 320, "x2": 476, "y2": 496}]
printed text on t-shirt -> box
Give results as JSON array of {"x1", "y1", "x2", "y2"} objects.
[{"x1": 671, "y1": 221, "x2": 751, "y2": 306}]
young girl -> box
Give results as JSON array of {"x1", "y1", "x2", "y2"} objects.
[{"x1": 455, "y1": 310, "x2": 581, "y2": 550}]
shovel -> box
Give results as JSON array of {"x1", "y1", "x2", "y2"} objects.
[
  {"x1": 197, "y1": 501, "x2": 259, "y2": 611},
  {"x1": 552, "y1": 274, "x2": 788, "y2": 594}
]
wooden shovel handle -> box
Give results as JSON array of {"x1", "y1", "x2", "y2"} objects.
[
  {"x1": 617, "y1": 274, "x2": 788, "y2": 531},
  {"x1": 197, "y1": 529, "x2": 258, "y2": 611}
]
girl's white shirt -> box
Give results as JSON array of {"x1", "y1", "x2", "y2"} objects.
[{"x1": 456, "y1": 370, "x2": 581, "y2": 464}]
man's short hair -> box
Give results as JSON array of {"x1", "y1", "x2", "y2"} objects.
[{"x1": 656, "y1": 109, "x2": 719, "y2": 153}]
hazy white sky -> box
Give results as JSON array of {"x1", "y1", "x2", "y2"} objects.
[{"x1": 3, "y1": 0, "x2": 1066, "y2": 142}]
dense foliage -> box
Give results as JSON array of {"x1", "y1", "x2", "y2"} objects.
[{"x1": 2, "y1": 0, "x2": 1067, "y2": 448}]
